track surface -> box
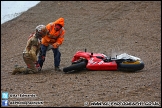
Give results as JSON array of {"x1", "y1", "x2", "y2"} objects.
[{"x1": 1, "y1": 1, "x2": 161, "y2": 107}]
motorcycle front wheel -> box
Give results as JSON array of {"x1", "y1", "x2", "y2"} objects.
[{"x1": 118, "y1": 60, "x2": 144, "y2": 72}]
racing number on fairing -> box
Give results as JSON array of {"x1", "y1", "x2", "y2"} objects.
[
  {"x1": 89, "y1": 58, "x2": 104, "y2": 65},
  {"x1": 98, "y1": 61, "x2": 104, "y2": 65}
]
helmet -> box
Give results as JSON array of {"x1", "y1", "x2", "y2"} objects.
[{"x1": 35, "y1": 25, "x2": 47, "y2": 37}]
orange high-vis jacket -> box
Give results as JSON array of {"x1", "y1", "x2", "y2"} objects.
[{"x1": 41, "y1": 17, "x2": 65, "y2": 46}]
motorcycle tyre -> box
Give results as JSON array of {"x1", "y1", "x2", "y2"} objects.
[
  {"x1": 63, "y1": 61, "x2": 87, "y2": 73},
  {"x1": 118, "y1": 61, "x2": 144, "y2": 72}
]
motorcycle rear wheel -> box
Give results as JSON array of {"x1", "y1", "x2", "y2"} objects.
[{"x1": 63, "y1": 61, "x2": 87, "y2": 73}]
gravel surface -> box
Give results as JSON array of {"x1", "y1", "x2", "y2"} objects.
[{"x1": 1, "y1": 1, "x2": 161, "y2": 107}]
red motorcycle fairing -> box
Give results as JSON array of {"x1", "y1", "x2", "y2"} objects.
[
  {"x1": 86, "y1": 57, "x2": 117, "y2": 71},
  {"x1": 72, "y1": 51, "x2": 107, "y2": 62},
  {"x1": 71, "y1": 51, "x2": 118, "y2": 71},
  {"x1": 71, "y1": 51, "x2": 91, "y2": 62}
]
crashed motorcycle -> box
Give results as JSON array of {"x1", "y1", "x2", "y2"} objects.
[{"x1": 63, "y1": 49, "x2": 144, "y2": 73}]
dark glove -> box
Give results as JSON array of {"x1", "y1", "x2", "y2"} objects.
[{"x1": 35, "y1": 61, "x2": 41, "y2": 71}]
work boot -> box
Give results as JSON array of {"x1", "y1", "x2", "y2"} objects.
[
  {"x1": 26, "y1": 68, "x2": 37, "y2": 74},
  {"x1": 12, "y1": 65, "x2": 28, "y2": 75},
  {"x1": 55, "y1": 67, "x2": 61, "y2": 71}
]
